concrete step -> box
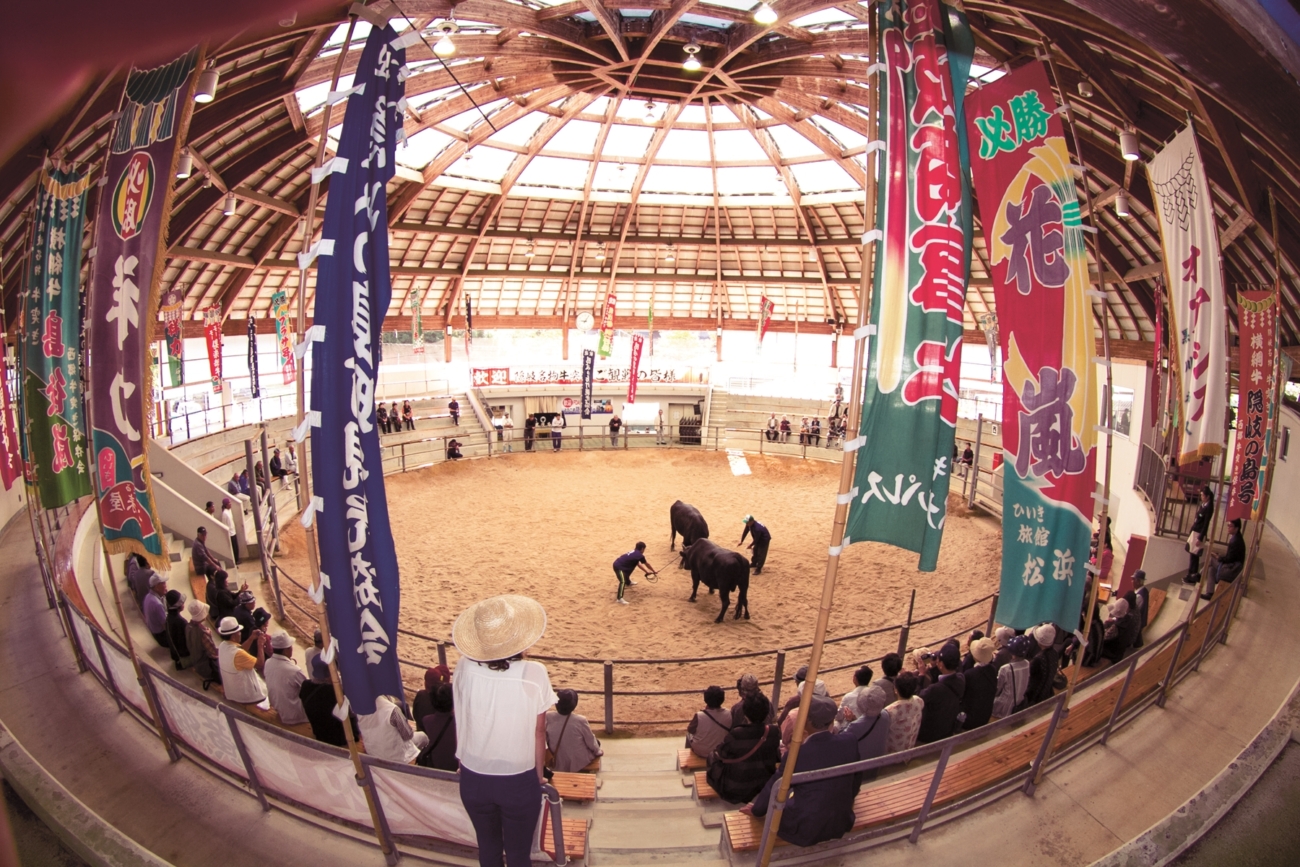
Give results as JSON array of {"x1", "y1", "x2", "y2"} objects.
[
  {"x1": 587, "y1": 803, "x2": 721, "y2": 860},
  {"x1": 596, "y1": 771, "x2": 696, "y2": 801}
]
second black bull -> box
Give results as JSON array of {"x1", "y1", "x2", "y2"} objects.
[{"x1": 680, "y1": 539, "x2": 751, "y2": 622}]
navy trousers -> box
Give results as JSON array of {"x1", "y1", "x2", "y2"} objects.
[{"x1": 459, "y1": 766, "x2": 542, "y2": 867}]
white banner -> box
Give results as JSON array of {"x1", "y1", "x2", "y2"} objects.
[
  {"x1": 1148, "y1": 124, "x2": 1227, "y2": 464},
  {"x1": 368, "y1": 765, "x2": 478, "y2": 847}
]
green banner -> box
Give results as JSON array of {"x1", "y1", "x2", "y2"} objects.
[
  {"x1": 844, "y1": 0, "x2": 974, "y2": 571},
  {"x1": 21, "y1": 166, "x2": 93, "y2": 507}
]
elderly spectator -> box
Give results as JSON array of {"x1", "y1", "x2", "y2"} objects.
[
  {"x1": 810, "y1": 417, "x2": 821, "y2": 447},
  {"x1": 206, "y1": 572, "x2": 240, "y2": 622},
  {"x1": 1206, "y1": 518, "x2": 1246, "y2": 599},
  {"x1": 707, "y1": 693, "x2": 781, "y2": 804},
  {"x1": 1125, "y1": 571, "x2": 1150, "y2": 648},
  {"x1": 184, "y1": 600, "x2": 220, "y2": 686},
  {"x1": 191, "y1": 526, "x2": 228, "y2": 584},
  {"x1": 163, "y1": 590, "x2": 189, "y2": 666},
  {"x1": 413, "y1": 664, "x2": 453, "y2": 733},
  {"x1": 142, "y1": 573, "x2": 169, "y2": 648},
  {"x1": 226, "y1": 471, "x2": 241, "y2": 498},
  {"x1": 403, "y1": 401, "x2": 416, "y2": 432},
  {"x1": 269, "y1": 449, "x2": 288, "y2": 486},
  {"x1": 263, "y1": 633, "x2": 308, "y2": 725},
  {"x1": 837, "y1": 665, "x2": 874, "y2": 725},
  {"x1": 798, "y1": 417, "x2": 810, "y2": 445},
  {"x1": 779, "y1": 416, "x2": 791, "y2": 443},
  {"x1": 687, "y1": 686, "x2": 732, "y2": 760},
  {"x1": 417, "y1": 684, "x2": 458, "y2": 770},
  {"x1": 960, "y1": 630, "x2": 985, "y2": 671},
  {"x1": 841, "y1": 689, "x2": 891, "y2": 787},
  {"x1": 993, "y1": 626, "x2": 1017, "y2": 668},
  {"x1": 282, "y1": 443, "x2": 298, "y2": 475},
  {"x1": 766, "y1": 413, "x2": 778, "y2": 442},
  {"x1": 864, "y1": 653, "x2": 901, "y2": 707},
  {"x1": 917, "y1": 644, "x2": 966, "y2": 744},
  {"x1": 741, "y1": 695, "x2": 858, "y2": 847},
  {"x1": 1101, "y1": 598, "x2": 1140, "y2": 663},
  {"x1": 359, "y1": 694, "x2": 428, "y2": 764},
  {"x1": 1027, "y1": 623, "x2": 1060, "y2": 706},
  {"x1": 376, "y1": 402, "x2": 390, "y2": 434},
  {"x1": 729, "y1": 673, "x2": 772, "y2": 727},
  {"x1": 299, "y1": 656, "x2": 353, "y2": 747},
  {"x1": 233, "y1": 589, "x2": 258, "y2": 642},
  {"x1": 883, "y1": 672, "x2": 924, "y2": 753},
  {"x1": 960, "y1": 638, "x2": 998, "y2": 730},
  {"x1": 909, "y1": 646, "x2": 938, "y2": 689},
  {"x1": 546, "y1": 689, "x2": 603, "y2": 772},
  {"x1": 125, "y1": 553, "x2": 153, "y2": 609},
  {"x1": 992, "y1": 636, "x2": 1033, "y2": 718},
  {"x1": 216, "y1": 616, "x2": 267, "y2": 704},
  {"x1": 777, "y1": 665, "x2": 826, "y2": 725},
  {"x1": 220, "y1": 498, "x2": 239, "y2": 565}
]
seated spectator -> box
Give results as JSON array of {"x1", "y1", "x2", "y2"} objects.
[
  {"x1": 960, "y1": 638, "x2": 998, "y2": 730},
  {"x1": 226, "y1": 471, "x2": 241, "y2": 498},
  {"x1": 216, "y1": 616, "x2": 267, "y2": 704},
  {"x1": 960, "y1": 630, "x2": 985, "y2": 671},
  {"x1": 1125, "y1": 570, "x2": 1150, "y2": 649},
  {"x1": 163, "y1": 590, "x2": 189, "y2": 667},
  {"x1": 184, "y1": 600, "x2": 220, "y2": 686},
  {"x1": 809, "y1": 417, "x2": 821, "y2": 447},
  {"x1": 206, "y1": 572, "x2": 240, "y2": 622},
  {"x1": 251, "y1": 609, "x2": 274, "y2": 658},
  {"x1": 142, "y1": 573, "x2": 169, "y2": 649},
  {"x1": 376, "y1": 403, "x2": 390, "y2": 434},
  {"x1": 883, "y1": 671, "x2": 925, "y2": 753},
  {"x1": 1101, "y1": 597, "x2": 1140, "y2": 663},
  {"x1": 779, "y1": 416, "x2": 791, "y2": 442},
  {"x1": 234, "y1": 590, "x2": 258, "y2": 642},
  {"x1": 413, "y1": 664, "x2": 452, "y2": 733},
  {"x1": 304, "y1": 628, "x2": 323, "y2": 673},
  {"x1": 992, "y1": 626, "x2": 1017, "y2": 669},
  {"x1": 841, "y1": 689, "x2": 891, "y2": 788},
  {"x1": 402, "y1": 401, "x2": 415, "y2": 432},
  {"x1": 836, "y1": 665, "x2": 874, "y2": 726},
  {"x1": 264, "y1": 633, "x2": 308, "y2": 726},
  {"x1": 1206, "y1": 518, "x2": 1246, "y2": 599},
  {"x1": 798, "y1": 417, "x2": 810, "y2": 445},
  {"x1": 191, "y1": 526, "x2": 228, "y2": 584},
  {"x1": 741, "y1": 695, "x2": 857, "y2": 847},
  {"x1": 282, "y1": 443, "x2": 298, "y2": 475},
  {"x1": 269, "y1": 448, "x2": 289, "y2": 484},
  {"x1": 416, "y1": 684, "x2": 458, "y2": 770},
  {"x1": 1027, "y1": 623, "x2": 1060, "y2": 706},
  {"x1": 864, "y1": 653, "x2": 901, "y2": 707},
  {"x1": 909, "y1": 647, "x2": 938, "y2": 688},
  {"x1": 992, "y1": 636, "x2": 1033, "y2": 718},
  {"x1": 729, "y1": 673, "x2": 771, "y2": 727},
  {"x1": 125, "y1": 553, "x2": 152, "y2": 609},
  {"x1": 1091, "y1": 541, "x2": 1114, "y2": 585},
  {"x1": 357, "y1": 694, "x2": 428, "y2": 764},
  {"x1": 707, "y1": 693, "x2": 781, "y2": 804},
  {"x1": 687, "y1": 685, "x2": 732, "y2": 760},
  {"x1": 546, "y1": 689, "x2": 603, "y2": 772},
  {"x1": 777, "y1": 665, "x2": 826, "y2": 725},
  {"x1": 780, "y1": 671, "x2": 829, "y2": 750},
  {"x1": 917, "y1": 644, "x2": 966, "y2": 744},
  {"x1": 254, "y1": 461, "x2": 268, "y2": 493},
  {"x1": 300, "y1": 656, "x2": 355, "y2": 747},
  {"x1": 238, "y1": 470, "x2": 251, "y2": 496},
  {"x1": 446, "y1": 439, "x2": 463, "y2": 460}
]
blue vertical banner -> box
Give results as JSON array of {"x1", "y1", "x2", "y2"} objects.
[{"x1": 309, "y1": 24, "x2": 406, "y2": 716}]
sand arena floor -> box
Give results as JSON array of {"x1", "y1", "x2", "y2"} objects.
[{"x1": 278, "y1": 449, "x2": 1002, "y2": 733}]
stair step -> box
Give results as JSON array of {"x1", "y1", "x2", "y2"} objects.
[
  {"x1": 587, "y1": 809, "x2": 720, "y2": 858},
  {"x1": 596, "y1": 772, "x2": 696, "y2": 801}
]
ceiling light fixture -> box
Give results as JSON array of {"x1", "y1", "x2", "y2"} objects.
[
  {"x1": 1119, "y1": 130, "x2": 1140, "y2": 161},
  {"x1": 223, "y1": 193, "x2": 237, "y2": 215},
  {"x1": 593, "y1": 243, "x2": 606, "y2": 260},
  {"x1": 433, "y1": 20, "x2": 459, "y2": 58},
  {"x1": 808, "y1": 248, "x2": 817, "y2": 262},
  {"x1": 194, "y1": 62, "x2": 219, "y2": 103},
  {"x1": 643, "y1": 100, "x2": 657, "y2": 124},
  {"x1": 1114, "y1": 191, "x2": 1131, "y2": 218},
  {"x1": 664, "y1": 244, "x2": 676, "y2": 263},
  {"x1": 176, "y1": 149, "x2": 193, "y2": 179},
  {"x1": 1077, "y1": 79, "x2": 1094, "y2": 98},
  {"x1": 683, "y1": 42, "x2": 702, "y2": 72},
  {"x1": 754, "y1": 2, "x2": 778, "y2": 25},
  {"x1": 525, "y1": 240, "x2": 536, "y2": 258}
]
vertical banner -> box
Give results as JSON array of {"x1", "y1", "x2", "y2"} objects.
[
  {"x1": 160, "y1": 287, "x2": 184, "y2": 386},
  {"x1": 0, "y1": 350, "x2": 20, "y2": 490},
  {"x1": 1148, "y1": 125, "x2": 1227, "y2": 465},
  {"x1": 464, "y1": 296, "x2": 473, "y2": 356},
  {"x1": 247, "y1": 316, "x2": 261, "y2": 399},
  {"x1": 627, "y1": 335, "x2": 644, "y2": 403},
  {"x1": 844, "y1": 0, "x2": 974, "y2": 572},
  {"x1": 1227, "y1": 291, "x2": 1276, "y2": 521},
  {"x1": 88, "y1": 49, "x2": 196, "y2": 565},
  {"x1": 581, "y1": 349, "x2": 595, "y2": 419},
  {"x1": 647, "y1": 299, "x2": 654, "y2": 357},
  {"x1": 271, "y1": 290, "x2": 296, "y2": 385},
  {"x1": 597, "y1": 293, "x2": 616, "y2": 358},
  {"x1": 1150, "y1": 277, "x2": 1164, "y2": 426},
  {"x1": 203, "y1": 305, "x2": 223, "y2": 392},
  {"x1": 309, "y1": 23, "x2": 406, "y2": 716},
  {"x1": 757, "y1": 296, "x2": 775, "y2": 345},
  {"x1": 410, "y1": 289, "x2": 424, "y2": 354},
  {"x1": 22, "y1": 166, "x2": 94, "y2": 507},
  {"x1": 964, "y1": 61, "x2": 1098, "y2": 628}
]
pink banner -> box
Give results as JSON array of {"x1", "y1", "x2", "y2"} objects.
[
  {"x1": 203, "y1": 305, "x2": 223, "y2": 392},
  {"x1": 757, "y1": 296, "x2": 774, "y2": 343},
  {"x1": 0, "y1": 357, "x2": 20, "y2": 490},
  {"x1": 628, "y1": 335, "x2": 644, "y2": 403},
  {"x1": 1227, "y1": 291, "x2": 1277, "y2": 521}
]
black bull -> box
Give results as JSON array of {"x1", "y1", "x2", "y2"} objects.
[
  {"x1": 669, "y1": 500, "x2": 709, "y2": 554},
  {"x1": 681, "y1": 539, "x2": 751, "y2": 622}
]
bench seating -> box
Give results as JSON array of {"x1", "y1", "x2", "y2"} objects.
[
  {"x1": 693, "y1": 771, "x2": 718, "y2": 800},
  {"x1": 678, "y1": 749, "x2": 706, "y2": 771},
  {"x1": 550, "y1": 772, "x2": 597, "y2": 803},
  {"x1": 539, "y1": 812, "x2": 587, "y2": 861}
]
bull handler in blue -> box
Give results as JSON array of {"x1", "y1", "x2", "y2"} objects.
[
  {"x1": 739, "y1": 515, "x2": 771, "y2": 575},
  {"x1": 613, "y1": 542, "x2": 659, "y2": 605}
]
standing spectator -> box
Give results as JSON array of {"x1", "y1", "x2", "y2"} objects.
[
  {"x1": 417, "y1": 684, "x2": 459, "y2": 770},
  {"x1": 882, "y1": 671, "x2": 925, "y2": 753},
  {"x1": 656, "y1": 409, "x2": 668, "y2": 445},
  {"x1": 766, "y1": 413, "x2": 779, "y2": 442},
  {"x1": 376, "y1": 402, "x2": 390, "y2": 434},
  {"x1": 493, "y1": 413, "x2": 504, "y2": 445},
  {"x1": 917, "y1": 644, "x2": 966, "y2": 744},
  {"x1": 609, "y1": 415, "x2": 622, "y2": 447},
  {"x1": 1205, "y1": 518, "x2": 1246, "y2": 599},
  {"x1": 523, "y1": 414, "x2": 536, "y2": 451},
  {"x1": 402, "y1": 400, "x2": 415, "y2": 431},
  {"x1": 448, "y1": 397, "x2": 460, "y2": 426},
  {"x1": 706, "y1": 693, "x2": 781, "y2": 804},
  {"x1": 192, "y1": 527, "x2": 228, "y2": 584},
  {"x1": 545, "y1": 689, "x2": 603, "y2": 772},
  {"x1": 798, "y1": 417, "x2": 810, "y2": 445},
  {"x1": 501, "y1": 412, "x2": 514, "y2": 451},
  {"x1": 358, "y1": 694, "x2": 427, "y2": 763},
  {"x1": 551, "y1": 412, "x2": 565, "y2": 451},
  {"x1": 264, "y1": 633, "x2": 308, "y2": 726},
  {"x1": 163, "y1": 590, "x2": 189, "y2": 666},
  {"x1": 992, "y1": 636, "x2": 1032, "y2": 718},
  {"x1": 960, "y1": 638, "x2": 998, "y2": 730},
  {"x1": 1092, "y1": 541, "x2": 1114, "y2": 586},
  {"x1": 739, "y1": 515, "x2": 771, "y2": 575},
  {"x1": 687, "y1": 686, "x2": 732, "y2": 760},
  {"x1": 216, "y1": 616, "x2": 267, "y2": 704},
  {"x1": 1125, "y1": 570, "x2": 1150, "y2": 648},
  {"x1": 413, "y1": 664, "x2": 453, "y2": 732},
  {"x1": 810, "y1": 417, "x2": 821, "y2": 447},
  {"x1": 451, "y1": 594, "x2": 556, "y2": 867},
  {"x1": 143, "y1": 574, "x2": 169, "y2": 648},
  {"x1": 220, "y1": 498, "x2": 239, "y2": 565},
  {"x1": 779, "y1": 416, "x2": 791, "y2": 443},
  {"x1": 1185, "y1": 484, "x2": 1214, "y2": 583},
  {"x1": 184, "y1": 599, "x2": 220, "y2": 685}
]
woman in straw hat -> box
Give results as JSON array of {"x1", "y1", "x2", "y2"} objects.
[{"x1": 452, "y1": 595, "x2": 557, "y2": 867}]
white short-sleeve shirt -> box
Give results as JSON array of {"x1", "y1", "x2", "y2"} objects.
[{"x1": 454, "y1": 659, "x2": 557, "y2": 775}]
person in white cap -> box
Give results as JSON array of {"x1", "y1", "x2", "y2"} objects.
[
  {"x1": 184, "y1": 599, "x2": 220, "y2": 687},
  {"x1": 1026, "y1": 623, "x2": 1060, "y2": 705},
  {"x1": 217, "y1": 616, "x2": 266, "y2": 704},
  {"x1": 452, "y1": 594, "x2": 556, "y2": 867},
  {"x1": 142, "y1": 573, "x2": 170, "y2": 648},
  {"x1": 264, "y1": 633, "x2": 308, "y2": 726}
]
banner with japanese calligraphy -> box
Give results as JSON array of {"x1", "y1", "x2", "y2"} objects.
[
  {"x1": 309, "y1": 23, "x2": 406, "y2": 717},
  {"x1": 1149, "y1": 125, "x2": 1227, "y2": 465},
  {"x1": 247, "y1": 316, "x2": 261, "y2": 399},
  {"x1": 628, "y1": 335, "x2": 644, "y2": 403},
  {"x1": 203, "y1": 305, "x2": 223, "y2": 393},
  {"x1": 472, "y1": 364, "x2": 696, "y2": 386},
  {"x1": 581, "y1": 350, "x2": 595, "y2": 419},
  {"x1": 757, "y1": 296, "x2": 774, "y2": 345},
  {"x1": 21, "y1": 167, "x2": 93, "y2": 506},
  {"x1": 87, "y1": 49, "x2": 196, "y2": 565},
  {"x1": 160, "y1": 287, "x2": 183, "y2": 387},
  {"x1": 0, "y1": 352, "x2": 20, "y2": 491},
  {"x1": 271, "y1": 290, "x2": 295, "y2": 385},
  {"x1": 964, "y1": 62, "x2": 1098, "y2": 629},
  {"x1": 844, "y1": 0, "x2": 974, "y2": 572},
  {"x1": 1227, "y1": 291, "x2": 1276, "y2": 521},
  {"x1": 597, "y1": 293, "x2": 616, "y2": 358},
  {"x1": 410, "y1": 289, "x2": 424, "y2": 354}
]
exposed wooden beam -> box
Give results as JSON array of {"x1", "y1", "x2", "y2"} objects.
[
  {"x1": 1033, "y1": 17, "x2": 1141, "y2": 127},
  {"x1": 1186, "y1": 82, "x2": 1266, "y2": 223}
]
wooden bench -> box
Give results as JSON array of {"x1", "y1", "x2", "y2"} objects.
[
  {"x1": 693, "y1": 770, "x2": 718, "y2": 801},
  {"x1": 539, "y1": 811, "x2": 587, "y2": 861},
  {"x1": 550, "y1": 772, "x2": 597, "y2": 803},
  {"x1": 677, "y1": 749, "x2": 706, "y2": 771}
]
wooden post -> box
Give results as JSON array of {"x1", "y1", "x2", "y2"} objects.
[
  {"x1": 245, "y1": 439, "x2": 272, "y2": 589},
  {"x1": 770, "y1": 650, "x2": 786, "y2": 713},
  {"x1": 967, "y1": 414, "x2": 983, "y2": 509},
  {"x1": 603, "y1": 660, "x2": 614, "y2": 734},
  {"x1": 897, "y1": 589, "x2": 916, "y2": 657},
  {"x1": 985, "y1": 592, "x2": 999, "y2": 635}
]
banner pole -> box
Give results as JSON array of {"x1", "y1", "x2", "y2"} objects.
[
  {"x1": 754, "y1": 8, "x2": 879, "y2": 865},
  {"x1": 286, "y1": 15, "x2": 394, "y2": 863}
]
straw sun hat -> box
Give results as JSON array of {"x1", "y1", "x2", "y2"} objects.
[{"x1": 452, "y1": 595, "x2": 547, "y2": 662}]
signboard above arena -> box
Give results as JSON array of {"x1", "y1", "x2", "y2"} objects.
[{"x1": 472, "y1": 367, "x2": 706, "y2": 387}]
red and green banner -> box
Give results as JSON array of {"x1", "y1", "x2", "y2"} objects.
[
  {"x1": 87, "y1": 49, "x2": 197, "y2": 566},
  {"x1": 203, "y1": 304, "x2": 223, "y2": 392},
  {"x1": 757, "y1": 296, "x2": 775, "y2": 344},
  {"x1": 597, "y1": 293, "x2": 616, "y2": 358},
  {"x1": 160, "y1": 287, "x2": 184, "y2": 387},
  {"x1": 965, "y1": 61, "x2": 1098, "y2": 629},
  {"x1": 0, "y1": 351, "x2": 20, "y2": 491},
  {"x1": 1228, "y1": 291, "x2": 1276, "y2": 521},
  {"x1": 628, "y1": 334, "x2": 644, "y2": 403},
  {"x1": 271, "y1": 290, "x2": 295, "y2": 384},
  {"x1": 844, "y1": 0, "x2": 973, "y2": 572},
  {"x1": 22, "y1": 166, "x2": 94, "y2": 507}
]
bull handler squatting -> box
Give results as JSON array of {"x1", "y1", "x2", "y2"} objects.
[
  {"x1": 612, "y1": 542, "x2": 658, "y2": 605},
  {"x1": 739, "y1": 515, "x2": 771, "y2": 575}
]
